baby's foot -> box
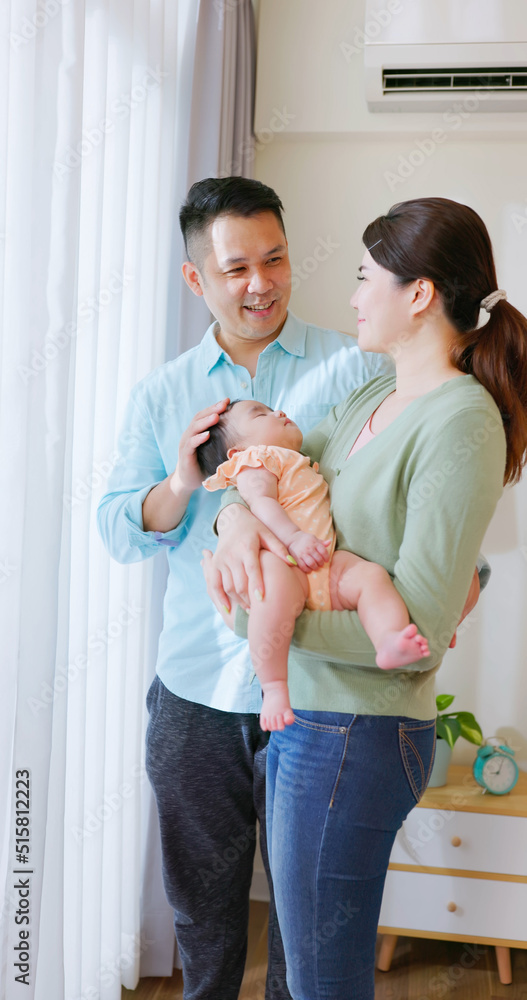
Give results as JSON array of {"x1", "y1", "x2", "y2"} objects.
[
  {"x1": 376, "y1": 624, "x2": 430, "y2": 670},
  {"x1": 260, "y1": 683, "x2": 295, "y2": 732}
]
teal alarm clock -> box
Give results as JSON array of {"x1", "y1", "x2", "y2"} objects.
[{"x1": 473, "y1": 741, "x2": 519, "y2": 795}]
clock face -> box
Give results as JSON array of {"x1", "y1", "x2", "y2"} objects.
[{"x1": 482, "y1": 755, "x2": 517, "y2": 793}]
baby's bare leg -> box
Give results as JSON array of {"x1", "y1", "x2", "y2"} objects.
[
  {"x1": 248, "y1": 551, "x2": 309, "y2": 731},
  {"x1": 329, "y1": 551, "x2": 430, "y2": 669}
]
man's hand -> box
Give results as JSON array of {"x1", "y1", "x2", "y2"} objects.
[
  {"x1": 202, "y1": 504, "x2": 291, "y2": 613},
  {"x1": 143, "y1": 398, "x2": 230, "y2": 533},
  {"x1": 171, "y1": 398, "x2": 230, "y2": 495},
  {"x1": 449, "y1": 567, "x2": 480, "y2": 648},
  {"x1": 288, "y1": 532, "x2": 331, "y2": 573}
]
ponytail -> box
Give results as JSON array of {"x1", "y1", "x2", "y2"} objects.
[
  {"x1": 363, "y1": 197, "x2": 527, "y2": 487},
  {"x1": 450, "y1": 300, "x2": 527, "y2": 486}
]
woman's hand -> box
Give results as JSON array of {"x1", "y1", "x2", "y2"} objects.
[
  {"x1": 202, "y1": 503, "x2": 291, "y2": 613},
  {"x1": 449, "y1": 566, "x2": 480, "y2": 648},
  {"x1": 200, "y1": 551, "x2": 237, "y2": 631}
]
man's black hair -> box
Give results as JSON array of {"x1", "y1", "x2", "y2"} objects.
[
  {"x1": 196, "y1": 401, "x2": 240, "y2": 478},
  {"x1": 179, "y1": 177, "x2": 286, "y2": 269}
]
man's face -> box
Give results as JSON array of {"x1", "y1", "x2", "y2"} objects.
[{"x1": 197, "y1": 212, "x2": 292, "y2": 344}]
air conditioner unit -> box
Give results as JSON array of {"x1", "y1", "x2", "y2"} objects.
[{"x1": 364, "y1": 0, "x2": 527, "y2": 111}]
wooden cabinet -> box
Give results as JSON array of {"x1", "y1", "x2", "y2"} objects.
[{"x1": 378, "y1": 764, "x2": 527, "y2": 984}]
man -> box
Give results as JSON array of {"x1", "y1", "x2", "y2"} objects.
[{"x1": 97, "y1": 177, "x2": 478, "y2": 1000}]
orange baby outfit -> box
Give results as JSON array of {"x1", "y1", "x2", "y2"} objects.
[{"x1": 203, "y1": 445, "x2": 336, "y2": 611}]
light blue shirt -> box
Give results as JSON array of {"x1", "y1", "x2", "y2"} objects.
[{"x1": 97, "y1": 312, "x2": 393, "y2": 711}]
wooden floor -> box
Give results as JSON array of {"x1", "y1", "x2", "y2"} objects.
[{"x1": 123, "y1": 901, "x2": 527, "y2": 999}]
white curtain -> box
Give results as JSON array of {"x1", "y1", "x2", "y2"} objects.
[
  {"x1": 141, "y1": 0, "x2": 257, "y2": 979},
  {"x1": 0, "y1": 1, "x2": 255, "y2": 998},
  {"x1": 167, "y1": 0, "x2": 256, "y2": 357}
]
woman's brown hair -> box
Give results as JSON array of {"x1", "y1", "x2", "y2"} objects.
[{"x1": 363, "y1": 197, "x2": 527, "y2": 485}]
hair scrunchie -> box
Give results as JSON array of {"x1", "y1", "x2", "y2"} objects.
[{"x1": 480, "y1": 289, "x2": 507, "y2": 312}]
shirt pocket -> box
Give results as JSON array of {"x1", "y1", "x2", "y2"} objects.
[{"x1": 284, "y1": 404, "x2": 333, "y2": 434}]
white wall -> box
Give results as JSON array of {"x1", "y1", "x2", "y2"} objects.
[
  {"x1": 253, "y1": 0, "x2": 527, "y2": 770},
  {"x1": 255, "y1": 0, "x2": 527, "y2": 136}
]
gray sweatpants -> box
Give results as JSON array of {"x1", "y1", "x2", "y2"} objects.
[{"x1": 145, "y1": 675, "x2": 292, "y2": 1000}]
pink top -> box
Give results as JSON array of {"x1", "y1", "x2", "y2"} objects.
[{"x1": 347, "y1": 411, "x2": 376, "y2": 458}]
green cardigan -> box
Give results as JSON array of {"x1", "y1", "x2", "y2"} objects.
[{"x1": 233, "y1": 374, "x2": 506, "y2": 720}]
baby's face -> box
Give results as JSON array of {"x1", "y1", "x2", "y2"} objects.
[{"x1": 228, "y1": 401, "x2": 303, "y2": 455}]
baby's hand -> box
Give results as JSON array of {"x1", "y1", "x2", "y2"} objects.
[{"x1": 288, "y1": 532, "x2": 331, "y2": 573}]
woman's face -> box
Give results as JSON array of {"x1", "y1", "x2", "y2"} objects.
[{"x1": 350, "y1": 250, "x2": 415, "y2": 356}]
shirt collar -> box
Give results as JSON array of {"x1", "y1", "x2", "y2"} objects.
[
  {"x1": 273, "y1": 312, "x2": 307, "y2": 358},
  {"x1": 201, "y1": 322, "x2": 226, "y2": 374},
  {"x1": 201, "y1": 312, "x2": 307, "y2": 375}
]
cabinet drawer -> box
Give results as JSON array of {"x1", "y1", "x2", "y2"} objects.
[
  {"x1": 380, "y1": 869, "x2": 527, "y2": 940},
  {"x1": 390, "y1": 809, "x2": 527, "y2": 876}
]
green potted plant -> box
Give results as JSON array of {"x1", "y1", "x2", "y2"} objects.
[{"x1": 429, "y1": 693, "x2": 484, "y2": 787}]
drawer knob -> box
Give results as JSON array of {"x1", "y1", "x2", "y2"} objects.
[
  {"x1": 451, "y1": 836, "x2": 462, "y2": 847},
  {"x1": 447, "y1": 901, "x2": 457, "y2": 913}
]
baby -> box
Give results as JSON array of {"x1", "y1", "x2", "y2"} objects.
[{"x1": 198, "y1": 400, "x2": 429, "y2": 731}]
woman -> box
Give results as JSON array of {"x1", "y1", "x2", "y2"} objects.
[{"x1": 203, "y1": 197, "x2": 527, "y2": 999}]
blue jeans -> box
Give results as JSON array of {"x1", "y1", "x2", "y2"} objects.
[{"x1": 266, "y1": 712, "x2": 436, "y2": 1000}]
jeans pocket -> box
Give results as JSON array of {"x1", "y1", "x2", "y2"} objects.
[
  {"x1": 398, "y1": 719, "x2": 436, "y2": 804},
  {"x1": 290, "y1": 711, "x2": 356, "y2": 809},
  {"x1": 292, "y1": 710, "x2": 356, "y2": 734}
]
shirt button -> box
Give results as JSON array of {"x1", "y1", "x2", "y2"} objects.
[{"x1": 240, "y1": 381, "x2": 248, "y2": 389}]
